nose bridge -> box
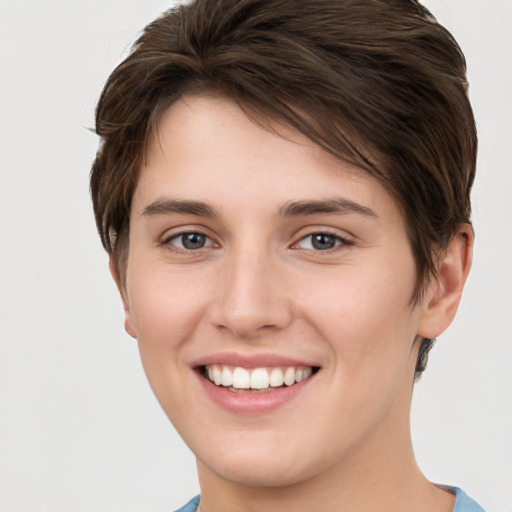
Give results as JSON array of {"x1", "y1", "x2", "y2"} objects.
[{"x1": 210, "y1": 239, "x2": 292, "y2": 337}]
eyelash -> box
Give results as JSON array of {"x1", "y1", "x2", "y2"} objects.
[
  {"x1": 161, "y1": 231, "x2": 215, "y2": 252},
  {"x1": 161, "y1": 230, "x2": 352, "y2": 253},
  {"x1": 294, "y1": 232, "x2": 353, "y2": 252}
]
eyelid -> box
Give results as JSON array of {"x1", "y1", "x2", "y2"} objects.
[
  {"x1": 160, "y1": 227, "x2": 218, "y2": 252},
  {"x1": 158, "y1": 225, "x2": 354, "y2": 253},
  {"x1": 291, "y1": 229, "x2": 354, "y2": 251}
]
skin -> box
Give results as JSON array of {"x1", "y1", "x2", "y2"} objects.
[{"x1": 111, "y1": 95, "x2": 473, "y2": 512}]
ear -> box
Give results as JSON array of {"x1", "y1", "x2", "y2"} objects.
[
  {"x1": 417, "y1": 224, "x2": 474, "y2": 339},
  {"x1": 109, "y1": 255, "x2": 137, "y2": 339}
]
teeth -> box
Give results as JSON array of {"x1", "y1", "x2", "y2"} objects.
[
  {"x1": 221, "y1": 366, "x2": 233, "y2": 387},
  {"x1": 204, "y1": 364, "x2": 314, "y2": 390},
  {"x1": 295, "y1": 367, "x2": 312, "y2": 383},
  {"x1": 284, "y1": 367, "x2": 296, "y2": 386},
  {"x1": 250, "y1": 368, "x2": 269, "y2": 389},
  {"x1": 212, "y1": 365, "x2": 222, "y2": 385},
  {"x1": 232, "y1": 367, "x2": 250, "y2": 389},
  {"x1": 269, "y1": 367, "x2": 284, "y2": 387}
]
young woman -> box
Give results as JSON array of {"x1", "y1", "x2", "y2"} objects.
[{"x1": 90, "y1": 1, "x2": 484, "y2": 510}]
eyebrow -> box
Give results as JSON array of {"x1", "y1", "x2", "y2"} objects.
[
  {"x1": 141, "y1": 197, "x2": 377, "y2": 219},
  {"x1": 279, "y1": 198, "x2": 377, "y2": 218},
  {"x1": 142, "y1": 198, "x2": 219, "y2": 218}
]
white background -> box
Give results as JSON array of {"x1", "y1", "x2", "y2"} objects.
[{"x1": 0, "y1": 1, "x2": 510, "y2": 511}]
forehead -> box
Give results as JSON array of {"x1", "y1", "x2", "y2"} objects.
[{"x1": 132, "y1": 95, "x2": 402, "y2": 226}]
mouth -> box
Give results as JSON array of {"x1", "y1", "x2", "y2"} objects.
[{"x1": 199, "y1": 364, "x2": 319, "y2": 393}]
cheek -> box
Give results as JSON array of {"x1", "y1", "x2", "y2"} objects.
[
  {"x1": 298, "y1": 260, "x2": 418, "y2": 374},
  {"x1": 124, "y1": 266, "x2": 210, "y2": 418},
  {"x1": 123, "y1": 263, "x2": 214, "y2": 408},
  {"x1": 294, "y1": 269, "x2": 419, "y2": 447},
  {"x1": 126, "y1": 264, "x2": 209, "y2": 348}
]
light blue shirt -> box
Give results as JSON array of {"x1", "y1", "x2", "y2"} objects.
[
  {"x1": 173, "y1": 487, "x2": 485, "y2": 512},
  {"x1": 173, "y1": 495, "x2": 199, "y2": 512},
  {"x1": 451, "y1": 487, "x2": 486, "y2": 512}
]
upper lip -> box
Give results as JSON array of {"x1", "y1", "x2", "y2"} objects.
[{"x1": 191, "y1": 352, "x2": 320, "y2": 369}]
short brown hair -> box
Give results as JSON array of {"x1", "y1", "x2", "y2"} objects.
[{"x1": 90, "y1": 0, "x2": 477, "y2": 379}]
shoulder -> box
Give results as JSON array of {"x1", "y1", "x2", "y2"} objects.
[
  {"x1": 451, "y1": 487, "x2": 486, "y2": 512},
  {"x1": 171, "y1": 495, "x2": 200, "y2": 512}
]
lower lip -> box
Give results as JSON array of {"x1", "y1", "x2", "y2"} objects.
[{"x1": 196, "y1": 371, "x2": 316, "y2": 415}]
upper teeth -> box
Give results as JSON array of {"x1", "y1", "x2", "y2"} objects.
[{"x1": 206, "y1": 364, "x2": 313, "y2": 390}]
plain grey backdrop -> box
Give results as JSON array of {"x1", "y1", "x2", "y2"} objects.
[{"x1": 0, "y1": 1, "x2": 511, "y2": 510}]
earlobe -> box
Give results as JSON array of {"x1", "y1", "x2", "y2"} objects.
[
  {"x1": 417, "y1": 224, "x2": 474, "y2": 339},
  {"x1": 109, "y1": 255, "x2": 137, "y2": 339}
]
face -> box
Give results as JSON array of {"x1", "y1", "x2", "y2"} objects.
[{"x1": 120, "y1": 95, "x2": 436, "y2": 488}]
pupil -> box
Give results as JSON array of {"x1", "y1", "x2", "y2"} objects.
[
  {"x1": 182, "y1": 233, "x2": 205, "y2": 249},
  {"x1": 312, "y1": 233, "x2": 335, "y2": 250}
]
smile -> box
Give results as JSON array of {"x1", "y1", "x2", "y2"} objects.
[{"x1": 202, "y1": 364, "x2": 316, "y2": 392}]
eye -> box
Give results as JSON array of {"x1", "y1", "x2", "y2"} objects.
[
  {"x1": 296, "y1": 232, "x2": 348, "y2": 251},
  {"x1": 166, "y1": 232, "x2": 214, "y2": 250}
]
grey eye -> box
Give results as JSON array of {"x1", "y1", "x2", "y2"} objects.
[
  {"x1": 170, "y1": 232, "x2": 212, "y2": 250},
  {"x1": 182, "y1": 233, "x2": 206, "y2": 249},
  {"x1": 311, "y1": 233, "x2": 338, "y2": 250},
  {"x1": 297, "y1": 233, "x2": 343, "y2": 251}
]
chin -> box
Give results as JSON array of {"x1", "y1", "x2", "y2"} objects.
[
  {"x1": 197, "y1": 438, "x2": 330, "y2": 488},
  {"x1": 208, "y1": 459, "x2": 307, "y2": 488}
]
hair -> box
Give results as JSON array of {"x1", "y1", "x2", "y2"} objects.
[{"x1": 90, "y1": 0, "x2": 477, "y2": 380}]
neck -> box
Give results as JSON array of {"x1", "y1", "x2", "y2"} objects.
[{"x1": 196, "y1": 411, "x2": 454, "y2": 512}]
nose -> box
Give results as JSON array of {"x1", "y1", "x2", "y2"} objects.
[{"x1": 208, "y1": 245, "x2": 293, "y2": 339}]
